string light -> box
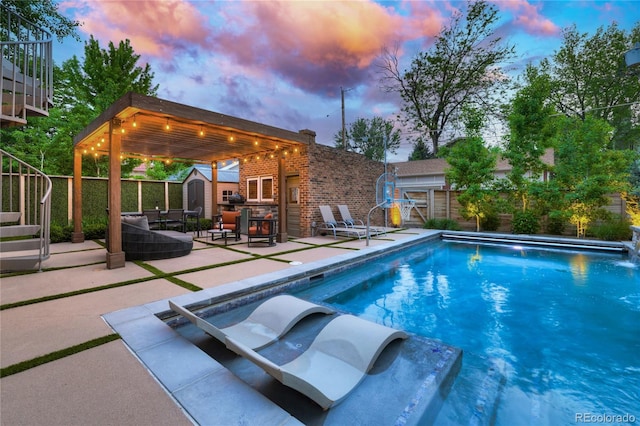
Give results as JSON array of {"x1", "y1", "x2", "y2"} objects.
[
  {"x1": 199, "y1": 126, "x2": 204, "y2": 137},
  {"x1": 165, "y1": 119, "x2": 170, "y2": 130},
  {"x1": 132, "y1": 115, "x2": 137, "y2": 128}
]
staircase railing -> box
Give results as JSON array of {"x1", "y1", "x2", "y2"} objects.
[
  {"x1": 1, "y1": 148, "x2": 52, "y2": 270},
  {"x1": 1, "y1": 4, "x2": 53, "y2": 126}
]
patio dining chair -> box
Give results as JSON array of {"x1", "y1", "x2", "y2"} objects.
[
  {"x1": 142, "y1": 209, "x2": 162, "y2": 230},
  {"x1": 164, "y1": 208, "x2": 186, "y2": 232}
]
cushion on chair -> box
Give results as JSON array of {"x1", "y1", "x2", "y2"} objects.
[
  {"x1": 262, "y1": 213, "x2": 272, "y2": 233},
  {"x1": 122, "y1": 215, "x2": 150, "y2": 231},
  {"x1": 248, "y1": 214, "x2": 273, "y2": 235},
  {"x1": 221, "y1": 211, "x2": 240, "y2": 230}
]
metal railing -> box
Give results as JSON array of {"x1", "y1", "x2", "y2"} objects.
[
  {"x1": 1, "y1": 148, "x2": 52, "y2": 270},
  {"x1": 1, "y1": 5, "x2": 53, "y2": 126}
]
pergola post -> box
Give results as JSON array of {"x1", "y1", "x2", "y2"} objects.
[
  {"x1": 277, "y1": 155, "x2": 287, "y2": 243},
  {"x1": 211, "y1": 162, "x2": 219, "y2": 219},
  {"x1": 71, "y1": 148, "x2": 84, "y2": 243},
  {"x1": 106, "y1": 119, "x2": 125, "y2": 269}
]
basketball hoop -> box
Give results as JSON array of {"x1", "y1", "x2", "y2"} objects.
[{"x1": 396, "y1": 199, "x2": 415, "y2": 221}]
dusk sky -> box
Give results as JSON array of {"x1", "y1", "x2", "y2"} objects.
[{"x1": 54, "y1": 0, "x2": 639, "y2": 161}]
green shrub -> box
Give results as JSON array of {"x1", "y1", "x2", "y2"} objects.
[
  {"x1": 589, "y1": 216, "x2": 632, "y2": 241},
  {"x1": 480, "y1": 213, "x2": 500, "y2": 232},
  {"x1": 512, "y1": 211, "x2": 540, "y2": 234},
  {"x1": 545, "y1": 212, "x2": 566, "y2": 235},
  {"x1": 50, "y1": 223, "x2": 72, "y2": 243},
  {"x1": 83, "y1": 219, "x2": 108, "y2": 240},
  {"x1": 424, "y1": 218, "x2": 462, "y2": 231},
  {"x1": 185, "y1": 218, "x2": 211, "y2": 233}
]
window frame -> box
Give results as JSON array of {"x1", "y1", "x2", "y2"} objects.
[{"x1": 246, "y1": 176, "x2": 274, "y2": 202}]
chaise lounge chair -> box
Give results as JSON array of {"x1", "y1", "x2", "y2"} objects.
[
  {"x1": 169, "y1": 295, "x2": 334, "y2": 350},
  {"x1": 337, "y1": 204, "x2": 386, "y2": 237},
  {"x1": 317, "y1": 205, "x2": 366, "y2": 239},
  {"x1": 225, "y1": 314, "x2": 408, "y2": 410}
]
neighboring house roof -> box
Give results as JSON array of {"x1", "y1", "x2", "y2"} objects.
[
  {"x1": 182, "y1": 162, "x2": 239, "y2": 183},
  {"x1": 392, "y1": 148, "x2": 555, "y2": 177},
  {"x1": 131, "y1": 162, "x2": 147, "y2": 176}
]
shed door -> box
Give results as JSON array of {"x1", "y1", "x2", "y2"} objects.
[
  {"x1": 188, "y1": 179, "x2": 204, "y2": 216},
  {"x1": 286, "y1": 176, "x2": 301, "y2": 237}
]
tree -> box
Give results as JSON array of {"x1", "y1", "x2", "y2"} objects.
[
  {"x1": 408, "y1": 137, "x2": 434, "y2": 161},
  {"x1": 1, "y1": 37, "x2": 159, "y2": 177},
  {"x1": 333, "y1": 117, "x2": 401, "y2": 162},
  {"x1": 623, "y1": 160, "x2": 640, "y2": 225},
  {"x1": 70, "y1": 36, "x2": 159, "y2": 115},
  {"x1": 379, "y1": 0, "x2": 514, "y2": 156},
  {"x1": 548, "y1": 23, "x2": 640, "y2": 150},
  {"x1": 443, "y1": 106, "x2": 498, "y2": 231},
  {"x1": 503, "y1": 64, "x2": 557, "y2": 214},
  {"x1": 1, "y1": 0, "x2": 81, "y2": 41},
  {"x1": 553, "y1": 116, "x2": 637, "y2": 237}
]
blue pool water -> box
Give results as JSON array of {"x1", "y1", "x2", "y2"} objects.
[{"x1": 308, "y1": 241, "x2": 640, "y2": 425}]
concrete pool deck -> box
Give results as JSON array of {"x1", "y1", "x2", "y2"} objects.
[{"x1": 1, "y1": 228, "x2": 443, "y2": 425}]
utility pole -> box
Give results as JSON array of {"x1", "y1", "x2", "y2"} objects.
[
  {"x1": 341, "y1": 87, "x2": 346, "y2": 150},
  {"x1": 341, "y1": 87, "x2": 352, "y2": 150}
]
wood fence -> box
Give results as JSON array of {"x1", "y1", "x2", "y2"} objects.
[{"x1": 401, "y1": 189, "x2": 627, "y2": 234}]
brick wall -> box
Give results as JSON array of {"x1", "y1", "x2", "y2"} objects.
[
  {"x1": 239, "y1": 142, "x2": 385, "y2": 237},
  {"x1": 306, "y1": 143, "x2": 385, "y2": 235}
]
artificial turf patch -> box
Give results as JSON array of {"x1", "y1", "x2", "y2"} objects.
[{"x1": 0, "y1": 334, "x2": 120, "y2": 378}]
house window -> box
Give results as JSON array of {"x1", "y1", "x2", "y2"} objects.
[
  {"x1": 222, "y1": 190, "x2": 233, "y2": 202},
  {"x1": 247, "y1": 176, "x2": 274, "y2": 202}
]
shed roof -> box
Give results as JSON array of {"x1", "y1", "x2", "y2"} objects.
[{"x1": 184, "y1": 164, "x2": 239, "y2": 183}]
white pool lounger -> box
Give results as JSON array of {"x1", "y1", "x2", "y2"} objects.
[
  {"x1": 225, "y1": 314, "x2": 409, "y2": 410},
  {"x1": 169, "y1": 295, "x2": 334, "y2": 351}
]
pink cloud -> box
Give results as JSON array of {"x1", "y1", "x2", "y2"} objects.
[
  {"x1": 66, "y1": 0, "x2": 213, "y2": 59},
  {"x1": 212, "y1": 0, "x2": 445, "y2": 94},
  {"x1": 62, "y1": 0, "x2": 447, "y2": 97},
  {"x1": 494, "y1": 0, "x2": 560, "y2": 36}
]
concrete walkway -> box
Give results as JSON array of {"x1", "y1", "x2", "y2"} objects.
[{"x1": 0, "y1": 230, "x2": 423, "y2": 426}]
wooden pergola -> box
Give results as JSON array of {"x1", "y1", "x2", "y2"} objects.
[{"x1": 72, "y1": 92, "x2": 313, "y2": 269}]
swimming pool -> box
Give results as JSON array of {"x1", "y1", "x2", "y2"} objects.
[{"x1": 297, "y1": 240, "x2": 640, "y2": 425}]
